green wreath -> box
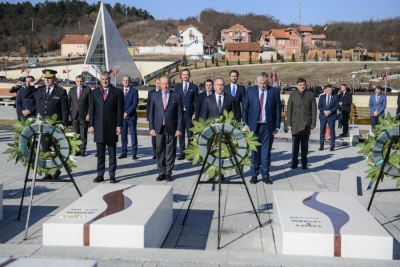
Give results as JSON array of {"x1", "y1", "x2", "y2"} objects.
[
  {"x1": 185, "y1": 110, "x2": 260, "y2": 179},
  {"x1": 358, "y1": 112, "x2": 400, "y2": 188},
  {"x1": 3, "y1": 114, "x2": 82, "y2": 176}
]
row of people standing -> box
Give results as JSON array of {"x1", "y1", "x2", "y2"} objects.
[{"x1": 147, "y1": 70, "x2": 282, "y2": 184}]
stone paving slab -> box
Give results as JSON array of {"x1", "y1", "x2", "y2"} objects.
[{"x1": 0, "y1": 104, "x2": 399, "y2": 265}]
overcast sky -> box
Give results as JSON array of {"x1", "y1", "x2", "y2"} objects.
[{"x1": 22, "y1": 0, "x2": 400, "y2": 26}]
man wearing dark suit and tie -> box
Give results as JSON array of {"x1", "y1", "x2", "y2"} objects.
[
  {"x1": 89, "y1": 71, "x2": 124, "y2": 183},
  {"x1": 68, "y1": 75, "x2": 91, "y2": 157},
  {"x1": 147, "y1": 78, "x2": 161, "y2": 159},
  {"x1": 338, "y1": 84, "x2": 352, "y2": 137},
  {"x1": 369, "y1": 85, "x2": 387, "y2": 130},
  {"x1": 195, "y1": 79, "x2": 214, "y2": 120},
  {"x1": 118, "y1": 75, "x2": 139, "y2": 160},
  {"x1": 242, "y1": 72, "x2": 281, "y2": 184},
  {"x1": 24, "y1": 69, "x2": 69, "y2": 180},
  {"x1": 318, "y1": 84, "x2": 339, "y2": 151},
  {"x1": 15, "y1": 76, "x2": 36, "y2": 120},
  {"x1": 149, "y1": 76, "x2": 183, "y2": 182},
  {"x1": 224, "y1": 70, "x2": 246, "y2": 121},
  {"x1": 174, "y1": 68, "x2": 198, "y2": 160},
  {"x1": 201, "y1": 78, "x2": 235, "y2": 119}
]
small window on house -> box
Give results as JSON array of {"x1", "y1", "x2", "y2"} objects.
[
  {"x1": 189, "y1": 30, "x2": 193, "y2": 35},
  {"x1": 235, "y1": 31, "x2": 239, "y2": 36},
  {"x1": 242, "y1": 32, "x2": 246, "y2": 37},
  {"x1": 291, "y1": 40, "x2": 297, "y2": 45},
  {"x1": 234, "y1": 51, "x2": 241, "y2": 56},
  {"x1": 229, "y1": 32, "x2": 232, "y2": 36}
]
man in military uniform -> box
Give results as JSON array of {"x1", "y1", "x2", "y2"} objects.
[{"x1": 24, "y1": 69, "x2": 70, "y2": 179}]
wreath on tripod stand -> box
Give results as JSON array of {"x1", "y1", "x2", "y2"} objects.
[
  {"x1": 358, "y1": 112, "x2": 400, "y2": 188},
  {"x1": 3, "y1": 114, "x2": 82, "y2": 176},
  {"x1": 184, "y1": 110, "x2": 260, "y2": 179}
]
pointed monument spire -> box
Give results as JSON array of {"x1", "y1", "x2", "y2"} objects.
[{"x1": 83, "y1": 2, "x2": 141, "y2": 82}]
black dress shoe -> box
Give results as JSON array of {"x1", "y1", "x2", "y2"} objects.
[
  {"x1": 156, "y1": 175, "x2": 166, "y2": 181},
  {"x1": 290, "y1": 164, "x2": 298, "y2": 169},
  {"x1": 94, "y1": 153, "x2": 97, "y2": 157},
  {"x1": 52, "y1": 169, "x2": 61, "y2": 180},
  {"x1": 177, "y1": 155, "x2": 185, "y2": 160},
  {"x1": 93, "y1": 176, "x2": 104, "y2": 183},
  {"x1": 43, "y1": 174, "x2": 52, "y2": 180},
  {"x1": 263, "y1": 178, "x2": 273, "y2": 184},
  {"x1": 318, "y1": 146, "x2": 324, "y2": 151},
  {"x1": 302, "y1": 165, "x2": 308, "y2": 170},
  {"x1": 118, "y1": 154, "x2": 127, "y2": 159},
  {"x1": 75, "y1": 151, "x2": 81, "y2": 156},
  {"x1": 152, "y1": 155, "x2": 156, "y2": 159},
  {"x1": 132, "y1": 155, "x2": 138, "y2": 160},
  {"x1": 165, "y1": 174, "x2": 172, "y2": 182},
  {"x1": 250, "y1": 176, "x2": 257, "y2": 184},
  {"x1": 109, "y1": 177, "x2": 117, "y2": 183},
  {"x1": 81, "y1": 151, "x2": 86, "y2": 157},
  {"x1": 330, "y1": 147, "x2": 335, "y2": 151}
]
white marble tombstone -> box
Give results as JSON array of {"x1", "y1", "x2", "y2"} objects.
[
  {"x1": 273, "y1": 190, "x2": 393, "y2": 260},
  {"x1": 43, "y1": 184, "x2": 173, "y2": 248}
]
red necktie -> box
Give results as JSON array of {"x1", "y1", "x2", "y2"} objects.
[
  {"x1": 258, "y1": 90, "x2": 264, "y2": 122},
  {"x1": 162, "y1": 92, "x2": 167, "y2": 125},
  {"x1": 77, "y1": 88, "x2": 81, "y2": 100},
  {"x1": 103, "y1": 89, "x2": 107, "y2": 100},
  {"x1": 124, "y1": 88, "x2": 128, "y2": 96}
]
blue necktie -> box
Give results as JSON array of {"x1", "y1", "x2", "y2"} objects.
[
  {"x1": 217, "y1": 95, "x2": 222, "y2": 114},
  {"x1": 231, "y1": 86, "x2": 236, "y2": 97}
]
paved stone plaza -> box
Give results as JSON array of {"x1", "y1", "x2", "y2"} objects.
[{"x1": 0, "y1": 106, "x2": 399, "y2": 266}]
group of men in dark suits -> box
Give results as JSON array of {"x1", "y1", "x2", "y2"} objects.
[{"x1": 10, "y1": 76, "x2": 37, "y2": 120}]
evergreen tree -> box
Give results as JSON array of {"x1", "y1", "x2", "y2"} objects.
[
  {"x1": 314, "y1": 52, "x2": 318, "y2": 61},
  {"x1": 373, "y1": 55, "x2": 376, "y2": 61},
  {"x1": 337, "y1": 55, "x2": 341, "y2": 61},
  {"x1": 181, "y1": 55, "x2": 186, "y2": 66},
  {"x1": 291, "y1": 52, "x2": 295, "y2": 62},
  {"x1": 175, "y1": 65, "x2": 179, "y2": 72},
  {"x1": 226, "y1": 59, "x2": 229, "y2": 65},
  {"x1": 281, "y1": 54, "x2": 285, "y2": 62},
  {"x1": 248, "y1": 81, "x2": 251, "y2": 86},
  {"x1": 172, "y1": 78, "x2": 175, "y2": 84},
  {"x1": 360, "y1": 54, "x2": 364, "y2": 61},
  {"x1": 238, "y1": 59, "x2": 241, "y2": 65},
  {"x1": 398, "y1": 54, "x2": 400, "y2": 61},
  {"x1": 349, "y1": 54, "x2": 353, "y2": 61},
  {"x1": 327, "y1": 54, "x2": 330, "y2": 61},
  {"x1": 162, "y1": 69, "x2": 166, "y2": 76},
  {"x1": 259, "y1": 56, "x2": 263, "y2": 64},
  {"x1": 211, "y1": 56, "x2": 215, "y2": 64},
  {"x1": 385, "y1": 55, "x2": 389, "y2": 61},
  {"x1": 303, "y1": 53, "x2": 306, "y2": 62},
  {"x1": 249, "y1": 56, "x2": 252, "y2": 64},
  {"x1": 270, "y1": 54, "x2": 274, "y2": 63},
  {"x1": 194, "y1": 62, "x2": 197, "y2": 69},
  {"x1": 205, "y1": 62, "x2": 208, "y2": 68},
  {"x1": 216, "y1": 59, "x2": 219, "y2": 67},
  {"x1": 167, "y1": 66, "x2": 171, "y2": 74}
]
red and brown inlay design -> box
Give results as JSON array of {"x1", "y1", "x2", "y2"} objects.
[
  {"x1": 303, "y1": 192, "x2": 350, "y2": 257},
  {"x1": 83, "y1": 186, "x2": 134, "y2": 246}
]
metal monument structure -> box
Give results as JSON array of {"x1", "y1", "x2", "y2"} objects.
[{"x1": 82, "y1": 2, "x2": 141, "y2": 83}]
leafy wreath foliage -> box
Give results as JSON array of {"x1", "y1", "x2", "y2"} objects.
[
  {"x1": 3, "y1": 114, "x2": 82, "y2": 176},
  {"x1": 358, "y1": 112, "x2": 400, "y2": 188},
  {"x1": 184, "y1": 110, "x2": 260, "y2": 179}
]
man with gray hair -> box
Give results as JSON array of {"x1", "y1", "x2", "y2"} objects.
[
  {"x1": 242, "y1": 72, "x2": 281, "y2": 184},
  {"x1": 89, "y1": 71, "x2": 124, "y2": 183}
]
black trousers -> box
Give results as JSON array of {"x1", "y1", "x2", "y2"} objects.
[
  {"x1": 292, "y1": 134, "x2": 310, "y2": 167},
  {"x1": 96, "y1": 142, "x2": 117, "y2": 178},
  {"x1": 341, "y1": 110, "x2": 350, "y2": 135},
  {"x1": 178, "y1": 112, "x2": 193, "y2": 155},
  {"x1": 72, "y1": 113, "x2": 88, "y2": 152},
  {"x1": 156, "y1": 126, "x2": 177, "y2": 176},
  {"x1": 370, "y1": 115, "x2": 381, "y2": 129},
  {"x1": 151, "y1": 135, "x2": 156, "y2": 156}
]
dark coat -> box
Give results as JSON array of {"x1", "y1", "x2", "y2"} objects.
[
  {"x1": 146, "y1": 88, "x2": 158, "y2": 121},
  {"x1": 318, "y1": 94, "x2": 339, "y2": 121},
  {"x1": 201, "y1": 93, "x2": 235, "y2": 119},
  {"x1": 149, "y1": 90, "x2": 183, "y2": 135},
  {"x1": 286, "y1": 91, "x2": 317, "y2": 135},
  {"x1": 89, "y1": 86, "x2": 124, "y2": 144},
  {"x1": 339, "y1": 91, "x2": 352, "y2": 113},
  {"x1": 24, "y1": 84, "x2": 69, "y2": 126},
  {"x1": 122, "y1": 86, "x2": 139, "y2": 121},
  {"x1": 16, "y1": 86, "x2": 36, "y2": 120},
  {"x1": 68, "y1": 85, "x2": 91, "y2": 120},
  {"x1": 194, "y1": 90, "x2": 214, "y2": 120},
  {"x1": 242, "y1": 86, "x2": 281, "y2": 131},
  {"x1": 174, "y1": 82, "x2": 198, "y2": 117},
  {"x1": 224, "y1": 84, "x2": 246, "y2": 121}
]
